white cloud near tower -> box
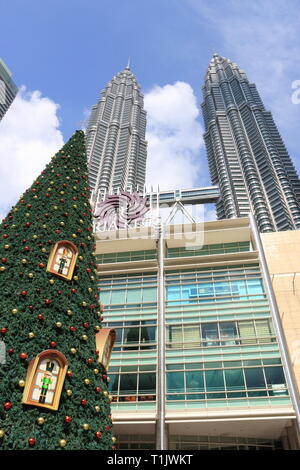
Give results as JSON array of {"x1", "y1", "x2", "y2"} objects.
[{"x1": 0, "y1": 86, "x2": 63, "y2": 219}]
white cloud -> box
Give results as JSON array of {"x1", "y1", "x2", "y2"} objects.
[
  {"x1": 0, "y1": 86, "x2": 64, "y2": 219},
  {"x1": 144, "y1": 81, "x2": 203, "y2": 190}
]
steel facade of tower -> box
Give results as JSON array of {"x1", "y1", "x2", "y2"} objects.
[
  {"x1": 0, "y1": 58, "x2": 18, "y2": 121},
  {"x1": 86, "y1": 66, "x2": 147, "y2": 200},
  {"x1": 201, "y1": 54, "x2": 300, "y2": 232}
]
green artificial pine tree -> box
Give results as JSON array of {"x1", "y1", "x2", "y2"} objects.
[{"x1": 0, "y1": 130, "x2": 115, "y2": 450}]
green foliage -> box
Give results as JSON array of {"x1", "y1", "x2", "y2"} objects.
[{"x1": 0, "y1": 131, "x2": 114, "y2": 450}]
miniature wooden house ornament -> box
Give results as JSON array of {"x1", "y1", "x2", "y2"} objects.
[
  {"x1": 46, "y1": 240, "x2": 78, "y2": 280},
  {"x1": 95, "y1": 328, "x2": 116, "y2": 371},
  {"x1": 22, "y1": 350, "x2": 68, "y2": 411}
]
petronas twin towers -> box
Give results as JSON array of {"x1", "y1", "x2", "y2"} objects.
[{"x1": 86, "y1": 55, "x2": 300, "y2": 232}]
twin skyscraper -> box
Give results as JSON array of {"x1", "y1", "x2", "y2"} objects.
[{"x1": 86, "y1": 55, "x2": 300, "y2": 232}]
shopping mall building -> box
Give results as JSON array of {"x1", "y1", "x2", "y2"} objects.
[{"x1": 94, "y1": 188, "x2": 300, "y2": 450}]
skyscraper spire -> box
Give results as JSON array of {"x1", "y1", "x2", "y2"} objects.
[
  {"x1": 126, "y1": 56, "x2": 131, "y2": 70},
  {"x1": 201, "y1": 54, "x2": 300, "y2": 232},
  {"x1": 86, "y1": 66, "x2": 147, "y2": 201}
]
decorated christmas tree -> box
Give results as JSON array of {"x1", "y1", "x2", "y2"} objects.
[{"x1": 0, "y1": 130, "x2": 115, "y2": 450}]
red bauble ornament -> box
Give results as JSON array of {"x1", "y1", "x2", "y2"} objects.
[
  {"x1": 50, "y1": 341, "x2": 57, "y2": 348},
  {"x1": 81, "y1": 399, "x2": 87, "y2": 406},
  {"x1": 37, "y1": 314, "x2": 44, "y2": 320},
  {"x1": 95, "y1": 387, "x2": 101, "y2": 393},
  {"x1": 86, "y1": 268, "x2": 91, "y2": 273},
  {"x1": 67, "y1": 371, "x2": 73, "y2": 377},
  {"x1": 90, "y1": 304, "x2": 95, "y2": 310},
  {"x1": 55, "y1": 229, "x2": 61, "y2": 234},
  {"x1": 28, "y1": 437, "x2": 36, "y2": 447},
  {"x1": 64, "y1": 416, "x2": 72, "y2": 423},
  {"x1": 3, "y1": 234, "x2": 8, "y2": 239},
  {"x1": 27, "y1": 204, "x2": 32, "y2": 209},
  {"x1": 23, "y1": 246, "x2": 30, "y2": 252},
  {"x1": 57, "y1": 290, "x2": 62, "y2": 295},
  {"x1": 71, "y1": 289, "x2": 76, "y2": 294},
  {"x1": 45, "y1": 193, "x2": 50, "y2": 198},
  {"x1": 44, "y1": 299, "x2": 52, "y2": 305},
  {"x1": 83, "y1": 322, "x2": 89, "y2": 329},
  {"x1": 102, "y1": 374, "x2": 107, "y2": 381},
  {"x1": 1, "y1": 258, "x2": 7, "y2": 263},
  {"x1": 8, "y1": 348, "x2": 14, "y2": 355},
  {"x1": 87, "y1": 358, "x2": 93, "y2": 365},
  {"x1": 105, "y1": 425, "x2": 110, "y2": 431},
  {"x1": 25, "y1": 222, "x2": 31, "y2": 228},
  {"x1": 60, "y1": 198, "x2": 65, "y2": 203},
  {"x1": 95, "y1": 432, "x2": 101, "y2": 439},
  {"x1": 1, "y1": 328, "x2": 7, "y2": 334},
  {"x1": 21, "y1": 290, "x2": 27, "y2": 296},
  {"x1": 3, "y1": 401, "x2": 12, "y2": 411},
  {"x1": 39, "y1": 263, "x2": 45, "y2": 269},
  {"x1": 80, "y1": 242, "x2": 86, "y2": 248},
  {"x1": 69, "y1": 326, "x2": 76, "y2": 333},
  {"x1": 64, "y1": 212, "x2": 69, "y2": 217},
  {"x1": 44, "y1": 213, "x2": 49, "y2": 218},
  {"x1": 20, "y1": 352, "x2": 27, "y2": 360}
]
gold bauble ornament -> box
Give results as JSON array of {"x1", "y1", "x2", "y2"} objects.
[
  {"x1": 84, "y1": 378, "x2": 90, "y2": 385},
  {"x1": 4, "y1": 245, "x2": 10, "y2": 250},
  {"x1": 88, "y1": 287, "x2": 93, "y2": 293},
  {"x1": 90, "y1": 276, "x2": 95, "y2": 281},
  {"x1": 25, "y1": 213, "x2": 30, "y2": 217},
  {"x1": 28, "y1": 332, "x2": 35, "y2": 339},
  {"x1": 13, "y1": 208, "x2": 18, "y2": 212},
  {"x1": 95, "y1": 325, "x2": 101, "y2": 332},
  {"x1": 95, "y1": 406, "x2": 101, "y2": 413},
  {"x1": 0, "y1": 267, "x2": 5, "y2": 272},
  {"x1": 112, "y1": 437, "x2": 117, "y2": 443},
  {"x1": 59, "y1": 439, "x2": 67, "y2": 448},
  {"x1": 55, "y1": 322, "x2": 62, "y2": 328},
  {"x1": 103, "y1": 391, "x2": 108, "y2": 397},
  {"x1": 107, "y1": 377, "x2": 110, "y2": 383},
  {"x1": 72, "y1": 234, "x2": 77, "y2": 238},
  {"x1": 42, "y1": 224, "x2": 47, "y2": 229},
  {"x1": 41, "y1": 248, "x2": 47, "y2": 253},
  {"x1": 28, "y1": 273, "x2": 34, "y2": 278},
  {"x1": 73, "y1": 186, "x2": 77, "y2": 190},
  {"x1": 11, "y1": 224, "x2": 16, "y2": 228},
  {"x1": 60, "y1": 221, "x2": 65, "y2": 226},
  {"x1": 93, "y1": 368, "x2": 99, "y2": 375},
  {"x1": 53, "y1": 205, "x2": 58, "y2": 210},
  {"x1": 66, "y1": 389, "x2": 73, "y2": 396},
  {"x1": 67, "y1": 309, "x2": 73, "y2": 316},
  {"x1": 18, "y1": 380, "x2": 25, "y2": 388},
  {"x1": 82, "y1": 302, "x2": 87, "y2": 307},
  {"x1": 72, "y1": 204, "x2": 77, "y2": 209},
  {"x1": 11, "y1": 308, "x2": 18, "y2": 315},
  {"x1": 60, "y1": 191, "x2": 65, "y2": 195},
  {"x1": 32, "y1": 235, "x2": 38, "y2": 239},
  {"x1": 37, "y1": 417, "x2": 45, "y2": 425},
  {"x1": 50, "y1": 181, "x2": 54, "y2": 185},
  {"x1": 33, "y1": 195, "x2": 38, "y2": 199},
  {"x1": 79, "y1": 219, "x2": 84, "y2": 224},
  {"x1": 21, "y1": 258, "x2": 27, "y2": 264},
  {"x1": 0, "y1": 430, "x2": 5, "y2": 438},
  {"x1": 73, "y1": 276, "x2": 78, "y2": 281},
  {"x1": 82, "y1": 423, "x2": 89, "y2": 431},
  {"x1": 49, "y1": 279, "x2": 55, "y2": 285},
  {"x1": 109, "y1": 395, "x2": 113, "y2": 402},
  {"x1": 82, "y1": 335, "x2": 88, "y2": 341},
  {"x1": 66, "y1": 176, "x2": 70, "y2": 180},
  {"x1": 70, "y1": 348, "x2": 77, "y2": 355},
  {"x1": 78, "y1": 255, "x2": 83, "y2": 260},
  {"x1": 87, "y1": 236, "x2": 91, "y2": 240}
]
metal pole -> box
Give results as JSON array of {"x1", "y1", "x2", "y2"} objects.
[
  {"x1": 249, "y1": 212, "x2": 300, "y2": 433},
  {"x1": 155, "y1": 224, "x2": 168, "y2": 450}
]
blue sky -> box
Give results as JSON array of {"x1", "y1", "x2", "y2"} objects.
[{"x1": 0, "y1": 0, "x2": 300, "y2": 216}]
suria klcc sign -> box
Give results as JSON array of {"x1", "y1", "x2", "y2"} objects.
[{"x1": 93, "y1": 191, "x2": 150, "y2": 231}]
